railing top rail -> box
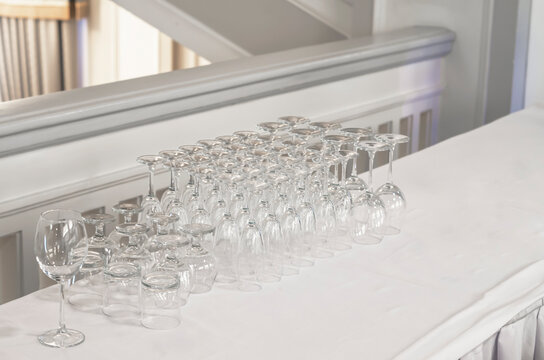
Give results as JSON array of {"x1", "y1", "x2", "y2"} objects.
[{"x1": 0, "y1": 26, "x2": 454, "y2": 157}]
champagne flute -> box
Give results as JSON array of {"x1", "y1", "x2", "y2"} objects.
[{"x1": 34, "y1": 209, "x2": 88, "y2": 348}]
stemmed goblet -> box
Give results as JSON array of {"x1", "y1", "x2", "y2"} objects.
[
  {"x1": 34, "y1": 209, "x2": 88, "y2": 348},
  {"x1": 180, "y1": 223, "x2": 217, "y2": 294},
  {"x1": 69, "y1": 213, "x2": 115, "y2": 309},
  {"x1": 350, "y1": 140, "x2": 388, "y2": 244},
  {"x1": 159, "y1": 150, "x2": 185, "y2": 211},
  {"x1": 375, "y1": 134, "x2": 410, "y2": 235},
  {"x1": 137, "y1": 155, "x2": 163, "y2": 225},
  {"x1": 340, "y1": 127, "x2": 372, "y2": 191}
]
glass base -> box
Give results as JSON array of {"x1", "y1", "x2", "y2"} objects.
[
  {"x1": 141, "y1": 315, "x2": 180, "y2": 330},
  {"x1": 257, "y1": 273, "x2": 281, "y2": 283},
  {"x1": 377, "y1": 225, "x2": 401, "y2": 236},
  {"x1": 324, "y1": 241, "x2": 352, "y2": 251},
  {"x1": 237, "y1": 281, "x2": 262, "y2": 292},
  {"x1": 281, "y1": 266, "x2": 300, "y2": 276},
  {"x1": 38, "y1": 328, "x2": 85, "y2": 348},
  {"x1": 353, "y1": 235, "x2": 383, "y2": 245},
  {"x1": 191, "y1": 283, "x2": 213, "y2": 294},
  {"x1": 68, "y1": 293, "x2": 102, "y2": 311},
  {"x1": 290, "y1": 257, "x2": 314, "y2": 267},
  {"x1": 215, "y1": 273, "x2": 237, "y2": 284},
  {"x1": 310, "y1": 248, "x2": 335, "y2": 259}
]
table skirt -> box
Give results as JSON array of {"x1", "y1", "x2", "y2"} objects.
[{"x1": 461, "y1": 298, "x2": 544, "y2": 360}]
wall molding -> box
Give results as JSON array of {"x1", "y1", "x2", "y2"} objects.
[{"x1": 0, "y1": 26, "x2": 454, "y2": 158}]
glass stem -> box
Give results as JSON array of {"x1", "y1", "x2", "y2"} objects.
[
  {"x1": 123, "y1": 214, "x2": 131, "y2": 224},
  {"x1": 95, "y1": 223, "x2": 105, "y2": 239},
  {"x1": 58, "y1": 280, "x2": 68, "y2": 333},
  {"x1": 387, "y1": 144, "x2": 396, "y2": 184},
  {"x1": 341, "y1": 160, "x2": 347, "y2": 186},
  {"x1": 148, "y1": 169, "x2": 155, "y2": 197},
  {"x1": 368, "y1": 151, "x2": 375, "y2": 192},
  {"x1": 322, "y1": 167, "x2": 329, "y2": 195},
  {"x1": 351, "y1": 146, "x2": 358, "y2": 177},
  {"x1": 169, "y1": 168, "x2": 175, "y2": 191}
]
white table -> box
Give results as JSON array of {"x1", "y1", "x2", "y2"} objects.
[{"x1": 2, "y1": 106, "x2": 544, "y2": 360}]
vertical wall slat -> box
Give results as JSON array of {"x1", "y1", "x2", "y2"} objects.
[
  {"x1": 398, "y1": 115, "x2": 413, "y2": 158},
  {"x1": 0, "y1": 231, "x2": 22, "y2": 304},
  {"x1": 419, "y1": 109, "x2": 432, "y2": 150},
  {"x1": 375, "y1": 121, "x2": 393, "y2": 168}
]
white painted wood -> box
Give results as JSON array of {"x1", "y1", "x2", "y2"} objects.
[
  {"x1": 373, "y1": 0, "x2": 494, "y2": 141},
  {"x1": 287, "y1": 0, "x2": 354, "y2": 36},
  {"x1": 117, "y1": 6, "x2": 160, "y2": 81},
  {"x1": 526, "y1": 0, "x2": 544, "y2": 107},
  {"x1": 510, "y1": 0, "x2": 532, "y2": 112},
  {"x1": 87, "y1": 0, "x2": 119, "y2": 86},
  {"x1": 0, "y1": 231, "x2": 21, "y2": 304},
  {"x1": 112, "y1": 0, "x2": 250, "y2": 62}
]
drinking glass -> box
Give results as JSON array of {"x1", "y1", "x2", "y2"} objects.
[
  {"x1": 68, "y1": 251, "x2": 105, "y2": 310},
  {"x1": 108, "y1": 203, "x2": 142, "y2": 250},
  {"x1": 350, "y1": 140, "x2": 388, "y2": 244},
  {"x1": 238, "y1": 219, "x2": 265, "y2": 285},
  {"x1": 180, "y1": 223, "x2": 217, "y2": 293},
  {"x1": 340, "y1": 127, "x2": 372, "y2": 190},
  {"x1": 140, "y1": 271, "x2": 182, "y2": 330},
  {"x1": 159, "y1": 150, "x2": 185, "y2": 211},
  {"x1": 279, "y1": 115, "x2": 310, "y2": 129},
  {"x1": 84, "y1": 213, "x2": 115, "y2": 263},
  {"x1": 137, "y1": 155, "x2": 163, "y2": 225},
  {"x1": 112, "y1": 202, "x2": 142, "y2": 224},
  {"x1": 213, "y1": 212, "x2": 239, "y2": 283},
  {"x1": 102, "y1": 262, "x2": 141, "y2": 319},
  {"x1": 375, "y1": 133, "x2": 410, "y2": 235},
  {"x1": 34, "y1": 209, "x2": 88, "y2": 348},
  {"x1": 151, "y1": 232, "x2": 192, "y2": 306},
  {"x1": 113, "y1": 223, "x2": 152, "y2": 271}
]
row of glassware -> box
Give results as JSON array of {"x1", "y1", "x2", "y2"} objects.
[{"x1": 34, "y1": 115, "x2": 409, "y2": 347}]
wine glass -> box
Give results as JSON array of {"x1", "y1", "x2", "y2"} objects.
[
  {"x1": 180, "y1": 223, "x2": 217, "y2": 294},
  {"x1": 69, "y1": 213, "x2": 114, "y2": 309},
  {"x1": 278, "y1": 115, "x2": 310, "y2": 129},
  {"x1": 34, "y1": 209, "x2": 88, "y2": 348},
  {"x1": 375, "y1": 133, "x2": 410, "y2": 235},
  {"x1": 340, "y1": 127, "x2": 372, "y2": 191},
  {"x1": 350, "y1": 140, "x2": 388, "y2": 245},
  {"x1": 158, "y1": 150, "x2": 185, "y2": 211},
  {"x1": 136, "y1": 155, "x2": 163, "y2": 225}
]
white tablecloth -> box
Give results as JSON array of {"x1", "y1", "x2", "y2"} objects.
[{"x1": 1, "y1": 106, "x2": 544, "y2": 360}]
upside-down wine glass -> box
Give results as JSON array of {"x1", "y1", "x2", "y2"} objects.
[
  {"x1": 180, "y1": 223, "x2": 217, "y2": 294},
  {"x1": 350, "y1": 140, "x2": 388, "y2": 244},
  {"x1": 340, "y1": 127, "x2": 372, "y2": 192},
  {"x1": 375, "y1": 133, "x2": 410, "y2": 235},
  {"x1": 137, "y1": 155, "x2": 163, "y2": 225},
  {"x1": 69, "y1": 213, "x2": 115, "y2": 309},
  {"x1": 159, "y1": 150, "x2": 185, "y2": 211},
  {"x1": 34, "y1": 209, "x2": 88, "y2": 348}
]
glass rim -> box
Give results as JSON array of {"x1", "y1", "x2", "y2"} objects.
[{"x1": 39, "y1": 209, "x2": 83, "y2": 223}]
